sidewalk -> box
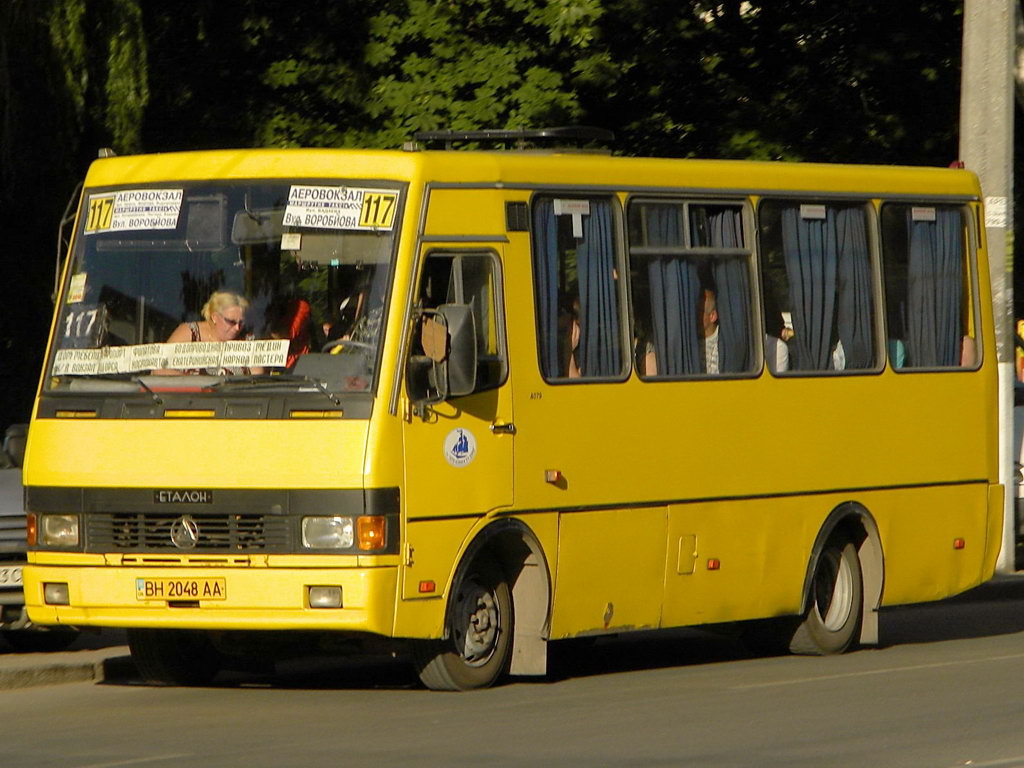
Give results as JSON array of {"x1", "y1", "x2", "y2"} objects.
[{"x1": 0, "y1": 629, "x2": 134, "y2": 690}]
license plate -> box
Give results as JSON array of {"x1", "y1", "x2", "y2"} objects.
[
  {"x1": 135, "y1": 578, "x2": 226, "y2": 601},
  {"x1": 0, "y1": 566, "x2": 22, "y2": 587}
]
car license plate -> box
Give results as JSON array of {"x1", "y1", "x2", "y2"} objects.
[
  {"x1": 135, "y1": 577, "x2": 226, "y2": 601},
  {"x1": 0, "y1": 566, "x2": 22, "y2": 587}
]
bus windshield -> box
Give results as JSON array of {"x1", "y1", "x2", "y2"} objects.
[{"x1": 46, "y1": 180, "x2": 401, "y2": 395}]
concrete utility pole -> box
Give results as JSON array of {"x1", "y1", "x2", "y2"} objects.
[{"x1": 959, "y1": 0, "x2": 1016, "y2": 571}]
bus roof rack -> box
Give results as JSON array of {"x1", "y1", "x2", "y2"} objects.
[{"x1": 410, "y1": 126, "x2": 615, "y2": 151}]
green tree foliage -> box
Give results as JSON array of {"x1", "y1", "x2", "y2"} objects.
[
  {"x1": 137, "y1": 0, "x2": 964, "y2": 162},
  {"x1": 0, "y1": 0, "x2": 147, "y2": 428},
  {"x1": 594, "y1": 0, "x2": 963, "y2": 164}
]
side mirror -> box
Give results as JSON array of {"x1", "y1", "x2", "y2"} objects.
[
  {"x1": 406, "y1": 304, "x2": 478, "y2": 407},
  {"x1": 438, "y1": 303, "x2": 477, "y2": 398}
]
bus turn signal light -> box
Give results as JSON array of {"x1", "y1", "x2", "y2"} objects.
[
  {"x1": 357, "y1": 516, "x2": 386, "y2": 551},
  {"x1": 954, "y1": 538, "x2": 966, "y2": 550},
  {"x1": 707, "y1": 558, "x2": 721, "y2": 571}
]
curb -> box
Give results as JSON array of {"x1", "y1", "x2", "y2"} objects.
[{"x1": 0, "y1": 650, "x2": 136, "y2": 690}]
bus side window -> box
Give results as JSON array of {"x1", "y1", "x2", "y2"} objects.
[
  {"x1": 758, "y1": 201, "x2": 877, "y2": 373},
  {"x1": 881, "y1": 204, "x2": 977, "y2": 370},
  {"x1": 531, "y1": 196, "x2": 627, "y2": 381},
  {"x1": 628, "y1": 200, "x2": 756, "y2": 378}
]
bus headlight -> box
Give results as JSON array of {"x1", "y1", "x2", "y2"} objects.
[
  {"x1": 39, "y1": 514, "x2": 80, "y2": 547},
  {"x1": 302, "y1": 516, "x2": 354, "y2": 549}
]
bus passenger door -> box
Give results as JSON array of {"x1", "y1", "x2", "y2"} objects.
[{"x1": 401, "y1": 249, "x2": 513, "y2": 595}]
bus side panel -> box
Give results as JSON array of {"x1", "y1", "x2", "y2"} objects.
[
  {"x1": 400, "y1": 517, "x2": 478, "y2": 601},
  {"x1": 662, "y1": 498, "x2": 811, "y2": 628},
  {"x1": 875, "y1": 483, "x2": 992, "y2": 606},
  {"x1": 659, "y1": 485, "x2": 993, "y2": 630},
  {"x1": 549, "y1": 507, "x2": 666, "y2": 638}
]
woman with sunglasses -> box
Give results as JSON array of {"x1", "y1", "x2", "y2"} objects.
[
  {"x1": 166, "y1": 291, "x2": 250, "y2": 345},
  {"x1": 161, "y1": 290, "x2": 260, "y2": 375}
]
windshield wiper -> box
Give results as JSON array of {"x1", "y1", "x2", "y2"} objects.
[
  {"x1": 66, "y1": 373, "x2": 163, "y2": 405},
  {"x1": 209, "y1": 374, "x2": 342, "y2": 406}
]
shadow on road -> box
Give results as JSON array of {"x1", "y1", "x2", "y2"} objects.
[
  {"x1": 878, "y1": 576, "x2": 1024, "y2": 646},
  {"x1": 98, "y1": 577, "x2": 1024, "y2": 691}
]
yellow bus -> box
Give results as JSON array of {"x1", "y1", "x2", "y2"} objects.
[{"x1": 24, "y1": 129, "x2": 1001, "y2": 690}]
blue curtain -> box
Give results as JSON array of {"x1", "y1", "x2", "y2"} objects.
[
  {"x1": 705, "y1": 208, "x2": 751, "y2": 373},
  {"x1": 835, "y1": 209, "x2": 874, "y2": 369},
  {"x1": 577, "y1": 200, "x2": 622, "y2": 376},
  {"x1": 531, "y1": 198, "x2": 561, "y2": 378},
  {"x1": 906, "y1": 209, "x2": 962, "y2": 367},
  {"x1": 782, "y1": 208, "x2": 838, "y2": 371},
  {"x1": 646, "y1": 206, "x2": 701, "y2": 375}
]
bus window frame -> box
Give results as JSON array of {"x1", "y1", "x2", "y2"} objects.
[
  {"x1": 878, "y1": 201, "x2": 983, "y2": 374},
  {"x1": 754, "y1": 196, "x2": 886, "y2": 378},
  {"x1": 528, "y1": 191, "x2": 631, "y2": 386},
  {"x1": 626, "y1": 194, "x2": 762, "y2": 383}
]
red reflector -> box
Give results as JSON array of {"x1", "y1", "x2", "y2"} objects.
[
  {"x1": 954, "y1": 538, "x2": 966, "y2": 550},
  {"x1": 707, "y1": 558, "x2": 720, "y2": 571},
  {"x1": 418, "y1": 580, "x2": 436, "y2": 594}
]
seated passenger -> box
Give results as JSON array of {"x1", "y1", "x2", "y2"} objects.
[
  {"x1": 700, "y1": 288, "x2": 720, "y2": 374},
  {"x1": 558, "y1": 296, "x2": 581, "y2": 378},
  {"x1": 764, "y1": 310, "x2": 789, "y2": 374},
  {"x1": 268, "y1": 297, "x2": 311, "y2": 368},
  {"x1": 765, "y1": 334, "x2": 789, "y2": 374},
  {"x1": 960, "y1": 335, "x2": 978, "y2": 367}
]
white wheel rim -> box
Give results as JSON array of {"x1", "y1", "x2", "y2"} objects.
[
  {"x1": 815, "y1": 548, "x2": 854, "y2": 632},
  {"x1": 451, "y1": 576, "x2": 500, "y2": 667}
]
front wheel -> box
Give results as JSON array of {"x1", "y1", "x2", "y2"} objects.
[
  {"x1": 789, "y1": 539, "x2": 863, "y2": 655},
  {"x1": 413, "y1": 558, "x2": 513, "y2": 691},
  {"x1": 127, "y1": 628, "x2": 222, "y2": 686}
]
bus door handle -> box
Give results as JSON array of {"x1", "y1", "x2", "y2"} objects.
[{"x1": 490, "y1": 422, "x2": 516, "y2": 436}]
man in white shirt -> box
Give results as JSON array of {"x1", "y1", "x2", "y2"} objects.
[{"x1": 700, "y1": 288, "x2": 720, "y2": 374}]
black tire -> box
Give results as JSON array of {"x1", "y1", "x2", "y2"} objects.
[
  {"x1": 2, "y1": 628, "x2": 79, "y2": 653},
  {"x1": 127, "y1": 628, "x2": 222, "y2": 686},
  {"x1": 412, "y1": 558, "x2": 513, "y2": 691},
  {"x1": 789, "y1": 539, "x2": 863, "y2": 655}
]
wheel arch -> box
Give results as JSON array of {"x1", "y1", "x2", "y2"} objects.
[
  {"x1": 800, "y1": 502, "x2": 885, "y2": 646},
  {"x1": 445, "y1": 517, "x2": 552, "y2": 676}
]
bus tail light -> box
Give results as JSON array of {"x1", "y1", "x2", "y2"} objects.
[{"x1": 357, "y1": 516, "x2": 386, "y2": 551}]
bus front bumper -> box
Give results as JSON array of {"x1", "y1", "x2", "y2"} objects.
[{"x1": 23, "y1": 562, "x2": 398, "y2": 635}]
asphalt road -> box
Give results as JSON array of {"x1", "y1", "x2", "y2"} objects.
[{"x1": 5, "y1": 579, "x2": 1024, "y2": 768}]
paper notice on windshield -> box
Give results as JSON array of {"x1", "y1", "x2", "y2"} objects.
[
  {"x1": 53, "y1": 339, "x2": 290, "y2": 376},
  {"x1": 83, "y1": 189, "x2": 183, "y2": 234},
  {"x1": 283, "y1": 186, "x2": 398, "y2": 231},
  {"x1": 52, "y1": 349, "x2": 102, "y2": 376}
]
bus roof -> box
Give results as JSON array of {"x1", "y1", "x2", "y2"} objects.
[{"x1": 83, "y1": 147, "x2": 982, "y2": 200}]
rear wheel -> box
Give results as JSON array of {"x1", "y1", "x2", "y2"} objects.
[
  {"x1": 413, "y1": 558, "x2": 512, "y2": 691},
  {"x1": 127, "y1": 628, "x2": 222, "y2": 686},
  {"x1": 789, "y1": 539, "x2": 863, "y2": 655}
]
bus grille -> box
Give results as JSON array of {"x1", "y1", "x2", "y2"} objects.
[{"x1": 87, "y1": 513, "x2": 291, "y2": 552}]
